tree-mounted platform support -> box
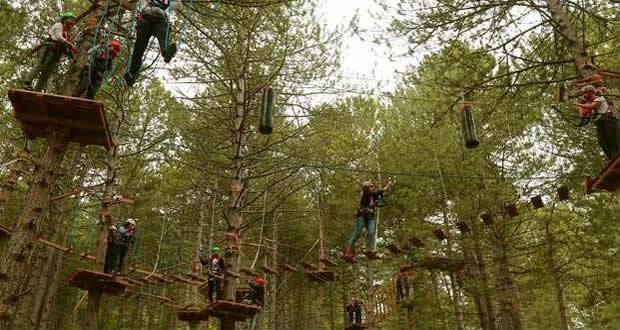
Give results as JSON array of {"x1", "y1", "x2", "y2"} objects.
[
  {"x1": 177, "y1": 308, "x2": 209, "y2": 322},
  {"x1": 307, "y1": 270, "x2": 335, "y2": 283},
  {"x1": 586, "y1": 155, "x2": 620, "y2": 194},
  {"x1": 206, "y1": 300, "x2": 261, "y2": 322},
  {"x1": 0, "y1": 224, "x2": 11, "y2": 239},
  {"x1": 66, "y1": 269, "x2": 129, "y2": 295},
  {"x1": 8, "y1": 89, "x2": 114, "y2": 150},
  {"x1": 345, "y1": 324, "x2": 368, "y2": 330}
]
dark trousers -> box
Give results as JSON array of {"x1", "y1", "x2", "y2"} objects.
[
  {"x1": 396, "y1": 279, "x2": 405, "y2": 301},
  {"x1": 128, "y1": 14, "x2": 172, "y2": 78},
  {"x1": 208, "y1": 277, "x2": 221, "y2": 302},
  {"x1": 26, "y1": 45, "x2": 62, "y2": 91},
  {"x1": 349, "y1": 309, "x2": 362, "y2": 324},
  {"x1": 595, "y1": 117, "x2": 620, "y2": 160},
  {"x1": 104, "y1": 244, "x2": 119, "y2": 274},
  {"x1": 77, "y1": 66, "x2": 103, "y2": 99},
  {"x1": 117, "y1": 244, "x2": 130, "y2": 273}
]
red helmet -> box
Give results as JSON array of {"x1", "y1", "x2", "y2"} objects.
[
  {"x1": 255, "y1": 278, "x2": 266, "y2": 286},
  {"x1": 110, "y1": 40, "x2": 121, "y2": 54}
]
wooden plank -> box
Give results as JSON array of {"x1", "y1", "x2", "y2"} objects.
[{"x1": 36, "y1": 237, "x2": 70, "y2": 252}]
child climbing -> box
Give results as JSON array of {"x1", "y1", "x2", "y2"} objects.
[
  {"x1": 124, "y1": 0, "x2": 183, "y2": 86},
  {"x1": 577, "y1": 85, "x2": 620, "y2": 160},
  {"x1": 244, "y1": 277, "x2": 266, "y2": 306},
  {"x1": 23, "y1": 12, "x2": 78, "y2": 91},
  {"x1": 200, "y1": 246, "x2": 225, "y2": 303},
  {"x1": 396, "y1": 269, "x2": 415, "y2": 302},
  {"x1": 346, "y1": 299, "x2": 363, "y2": 325},
  {"x1": 75, "y1": 40, "x2": 122, "y2": 99},
  {"x1": 116, "y1": 219, "x2": 137, "y2": 273},
  {"x1": 343, "y1": 181, "x2": 391, "y2": 262},
  {"x1": 103, "y1": 225, "x2": 120, "y2": 274}
]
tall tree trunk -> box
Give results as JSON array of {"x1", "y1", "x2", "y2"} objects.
[
  {"x1": 221, "y1": 76, "x2": 248, "y2": 330},
  {"x1": 0, "y1": 1, "x2": 109, "y2": 326},
  {"x1": 543, "y1": 208, "x2": 569, "y2": 330},
  {"x1": 448, "y1": 272, "x2": 465, "y2": 330},
  {"x1": 0, "y1": 148, "x2": 30, "y2": 225},
  {"x1": 472, "y1": 222, "x2": 496, "y2": 330},
  {"x1": 430, "y1": 270, "x2": 448, "y2": 330},
  {"x1": 493, "y1": 235, "x2": 523, "y2": 330}
]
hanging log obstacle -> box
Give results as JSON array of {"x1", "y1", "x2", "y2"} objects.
[
  {"x1": 460, "y1": 102, "x2": 480, "y2": 149},
  {"x1": 585, "y1": 155, "x2": 620, "y2": 194},
  {"x1": 66, "y1": 269, "x2": 129, "y2": 295},
  {"x1": 177, "y1": 308, "x2": 209, "y2": 322},
  {"x1": 7, "y1": 89, "x2": 114, "y2": 150},
  {"x1": 206, "y1": 300, "x2": 261, "y2": 322},
  {"x1": 307, "y1": 270, "x2": 335, "y2": 283}
]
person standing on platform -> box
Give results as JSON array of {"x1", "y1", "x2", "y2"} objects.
[
  {"x1": 200, "y1": 246, "x2": 225, "y2": 303},
  {"x1": 23, "y1": 12, "x2": 78, "y2": 91},
  {"x1": 116, "y1": 219, "x2": 137, "y2": 273}
]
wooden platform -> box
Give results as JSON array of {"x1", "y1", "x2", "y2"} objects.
[
  {"x1": 66, "y1": 269, "x2": 128, "y2": 295},
  {"x1": 307, "y1": 271, "x2": 335, "y2": 283},
  {"x1": 586, "y1": 155, "x2": 620, "y2": 194},
  {"x1": 177, "y1": 309, "x2": 209, "y2": 322},
  {"x1": 345, "y1": 324, "x2": 368, "y2": 330},
  {"x1": 8, "y1": 89, "x2": 113, "y2": 150},
  {"x1": 206, "y1": 300, "x2": 261, "y2": 321}
]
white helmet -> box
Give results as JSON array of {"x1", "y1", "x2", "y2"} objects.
[
  {"x1": 362, "y1": 181, "x2": 374, "y2": 187},
  {"x1": 126, "y1": 219, "x2": 136, "y2": 225},
  {"x1": 109, "y1": 225, "x2": 118, "y2": 230}
]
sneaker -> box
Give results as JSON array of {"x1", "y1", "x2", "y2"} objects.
[
  {"x1": 164, "y1": 43, "x2": 177, "y2": 63},
  {"x1": 124, "y1": 72, "x2": 135, "y2": 87}
]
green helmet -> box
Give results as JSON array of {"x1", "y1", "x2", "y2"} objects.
[
  {"x1": 61, "y1": 11, "x2": 77, "y2": 21},
  {"x1": 212, "y1": 246, "x2": 221, "y2": 252}
]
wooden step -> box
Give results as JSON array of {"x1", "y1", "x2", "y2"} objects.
[
  {"x1": 8, "y1": 89, "x2": 113, "y2": 150},
  {"x1": 177, "y1": 309, "x2": 209, "y2": 322},
  {"x1": 307, "y1": 271, "x2": 335, "y2": 283}
]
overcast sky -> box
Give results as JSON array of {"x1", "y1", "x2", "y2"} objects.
[{"x1": 317, "y1": 0, "x2": 417, "y2": 92}]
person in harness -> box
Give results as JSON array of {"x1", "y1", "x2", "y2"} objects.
[
  {"x1": 346, "y1": 299, "x2": 363, "y2": 325},
  {"x1": 343, "y1": 181, "x2": 390, "y2": 262},
  {"x1": 577, "y1": 85, "x2": 620, "y2": 161},
  {"x1": 23, "y1": 11, "x2": 78, "y2": 91},
  {"x1": 76, "y1": 40, "x2": 122, "y2": 99},
  {"x1": 200, "y1": 246, "x2": 225, "y2": 303},
  {"x1": 124, "y1": 0, "x2": 182, "y2": 86}
]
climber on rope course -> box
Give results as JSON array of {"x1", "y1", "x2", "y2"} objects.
[
  {"x1": 76, "y1": 39, "x2": 122, "y2": 99},
  {"x1": 104, "y1": 224, "x2": 121, "y2": 274},
  {"x1": 23, "y1": 11, "x2": 78, "y2": 91},
  {"x1": 576, "y1": 85, "x2": 620, "y2": 161},
  {"x1": 243, "y1": 277, "x2": 266, "y2": 306},
  {"x1": 124, "y1": 0, "x2": 183, "y2": 86},
  {"x1": 116, "y1": 219, "x2": 137, "y2": 273},
  {"x1": 346, "y1": 298, "x2": 363, "y2": 325},
  {"x1": 343, "y1": 180, "x2": 390, "y2": 263},
  {"x1": 200, "y1": 245, "x2": 225, "y2": 303}
]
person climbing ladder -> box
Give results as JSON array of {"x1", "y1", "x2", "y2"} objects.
[
  {"x1": 577, "y1": 85, "x2": 620, "y2": 161},
  {"x1": 124, "y1": 0, "x2": 183, "y2": 87},
  {"x1": 346, "y1": 299, "x2": 364, "y2": 325},
  {"x1": 200, "y1": 246, "x2": 225, "y2": 303},
  {"x1": 23, "y1": 11, "x2": 78, "y2": 91},
  {"x1": 75, "y1": 39, "x2": 122, "y2": 99},
  {"x1": 344, "y1": 180, "x2": 390, "y2": 262}
]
